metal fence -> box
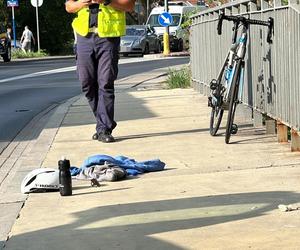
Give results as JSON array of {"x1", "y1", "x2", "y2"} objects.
[{"x1": 190, "y1": 0, "x2": 300, "y2": 132}]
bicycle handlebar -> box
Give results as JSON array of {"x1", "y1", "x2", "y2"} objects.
[{"x1": 217, "y1": 13, "x2": 274, "y2": 43}]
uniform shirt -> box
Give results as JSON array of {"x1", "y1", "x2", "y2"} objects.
[{"x1": 65, "y1": 1, "x2": 99, "y2": 28}]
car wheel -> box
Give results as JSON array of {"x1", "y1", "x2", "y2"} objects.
[
  {"x1": 3, "y1": 46, "x2": 11, "y2": 62},
  {"x1": 154, "y1": 42, "x2": 161, "y2": 53},
  {"x1": 177, "y1": 39, "x2": 183, "y2": 52},
  {"x1": 143, "y1": 43, "x2": 150, "y2": 55}
]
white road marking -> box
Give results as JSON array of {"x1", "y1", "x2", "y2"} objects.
[
  {"x1": 0, "y1": 66, "x2": 76, "y2": 83},
  {"x1": 0, "y1": 56, "x2": 186, "y2": 83}
]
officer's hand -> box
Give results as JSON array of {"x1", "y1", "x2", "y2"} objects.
[
  {"x1": 91, "y1": 0, "x2": 105, "y2": 3},
  {"x1": 79, "y1": 0, "x2": 92, "y2": 6}
]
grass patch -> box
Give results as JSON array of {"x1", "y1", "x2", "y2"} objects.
[
  {"x1": 12, "y1": 49, "x2": 49, "y2": 59},
  {"x1": 166, "y1": 66, "x2": 191, "y2": 89}
]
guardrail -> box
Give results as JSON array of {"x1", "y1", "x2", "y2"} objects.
[{"x1": 190, "y1": 0, "x2": 300, "y2": 149}]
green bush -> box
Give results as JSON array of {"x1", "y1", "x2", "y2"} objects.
[
  {"x1": 166, "y1": 66, "x2": 191, "y2": 89},
  {"x1": 12, "y1": 49, "x2": 49, "y2": 59}
]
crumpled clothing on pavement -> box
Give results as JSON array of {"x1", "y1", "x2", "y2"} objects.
[
  {"x1": 76, "y1": 163, "x2": 127, "y2": 182},
  {"x1": 70, "y1": 155, "x2": 166, "y2": 178}
]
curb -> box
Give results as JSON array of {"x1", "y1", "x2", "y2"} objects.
[
  {"x1": 144, "y1": 51, "x2": 190, "y2": 59},
  {"x1": 12, "y1": 55, "x2": 75, "y2": 63},
  {"x1": 11, "y1": 52, "x2": 189, "y2": 63},
  {"x1": 0, "y1": 95, "x2": 80, "y2": 250}
]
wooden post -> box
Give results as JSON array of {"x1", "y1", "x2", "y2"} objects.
[
  {"x1": 291, "y1": 130, "x2": 300, "y2": 152},
  {"x1": 277, "y1": 122, "x2": 288, "y2": 143}
]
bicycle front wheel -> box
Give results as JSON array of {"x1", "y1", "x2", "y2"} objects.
[{"x1": 225, "y1": 60, "x2": 242, "y2": 144}]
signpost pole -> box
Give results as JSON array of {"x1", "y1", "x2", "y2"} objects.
[
  {"x1": 163, "y1": 0, "x2": 170, "y2": 56},
  {"x1": 146, "y1": 0, "x2": 149, "y2": 20},
  {"x1": 35, "y1": 0, "x2": 40, "y2": 52},
  {"x1": 11, "y1": 6, "x2": 17, "y2": 48}
]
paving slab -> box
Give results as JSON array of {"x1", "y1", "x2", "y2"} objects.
[{"x1": 3, "y1": 74, "x2": 300, "y2": 249}]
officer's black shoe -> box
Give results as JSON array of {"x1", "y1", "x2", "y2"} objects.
[
  {"x1": 98, "y1": 130, "x2": 115, "y2": 143},
  {"x1": 92, "y1": 133, "x2": 98, "y2": 140}
]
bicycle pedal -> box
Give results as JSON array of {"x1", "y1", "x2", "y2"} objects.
[{"x1": 231, "y1": 124, "x2": 238, "y2": 134}]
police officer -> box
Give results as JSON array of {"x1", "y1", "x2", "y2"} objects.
[{"x1": 65, "y1": 0, "x2": 134, "y2": 142}]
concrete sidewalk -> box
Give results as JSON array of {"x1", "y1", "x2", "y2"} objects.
[{"x1": 3, "y1": 64, "x2": 300, "y2": 250}]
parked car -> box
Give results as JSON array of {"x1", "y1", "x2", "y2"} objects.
[
  {"x1": 119, "y1": 25, "x2": 161, "y2": 56},
  {"x1": 0, "y1": 24, "x2": 11, "y2": 62}
]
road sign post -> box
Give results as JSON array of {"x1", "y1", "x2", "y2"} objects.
[
  {"x1": 7, "y1": 0, "x2": 19, "y2": 49},
  {"x1": 163, "y1": 0, "x2": 170, "y2": 56},
  {"x1": 158, "y1": 11, "x2": 172, "y2": 55},
  {"x1": 31, "y1": 0, "x2": 43, "y2": 53}
]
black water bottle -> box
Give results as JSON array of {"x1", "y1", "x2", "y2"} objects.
[{"x1": 58, "y1": 158, "x2": 72, "y2": 196}]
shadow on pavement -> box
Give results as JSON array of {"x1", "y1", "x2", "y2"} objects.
[
  {"x1": 0, "y1": 57, "x2": 189, "y2": 146},
  {"x1": 5, "y1": 191, "x2": 300, "y2": 250},
  {"x1": 116, "y1": 128, "x2": 210, "y2": 141}
]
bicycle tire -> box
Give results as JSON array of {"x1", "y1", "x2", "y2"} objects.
[
  {"x1": 209, "y1": 61, "x2": 228, "y2": 136},
  {"x1": 210, "y1": 106, "x2": 224, "y2": 136},
  {"x1": 225, "y1": 59, "x2": 242, "y2": 144}
]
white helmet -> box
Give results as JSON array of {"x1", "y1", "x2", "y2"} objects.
[{"x1": 21, "y1": 168, "x2": 59, "y2": 194}]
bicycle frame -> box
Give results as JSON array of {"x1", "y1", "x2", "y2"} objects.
[{"x1": 224, "y1": 25, "x2": 247, "y2": 103}]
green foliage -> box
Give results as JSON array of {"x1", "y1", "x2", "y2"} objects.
[
  {"x1": 2, "y1": 0, "x2": 74, "y2": 55},
  {"x1": 281, "y1": 0, "x2": 289, "y2": 5},
  {"x1": 166, "y1": 66, "x2": 191, "y2": 89},
  {"x1": 12, "y1": 49, "x2": 49, "y2": 59},
  {"x1": 0, "y1": 1, "x2": 9, "y2": 24},
  {"x1": 181, "y1": 10, "x2": 198, "y2": 30}
]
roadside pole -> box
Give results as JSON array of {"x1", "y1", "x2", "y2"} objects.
[
  {"x1": 163, "y1": 0, "x2": 170, "y2": 56},
  {"x1": 146, "y1": 0, "x2": 149, "y2": 20},
  {"x1": 12, "y1": 7, "x2": 17, "y2": 48},
  {"x1": 35, "y1": 0, "x2": 40, "y2": 52},
  {"x1": 6, "y1": 0, "x2": 19, "y2": 48},
  {"x1": 30, "y1": 0, "x2": 43, "y2": 53}
]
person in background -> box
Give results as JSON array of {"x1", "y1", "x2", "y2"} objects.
[
  {"x1": 65, "y1": 0, "x2": 135, "y2": 143},
  {"x1": 20, "y1": 26, "x2": 35, "y2": 53},
  {"x1": 6, "y1": 27, "x2": 12, "y2": 40}
]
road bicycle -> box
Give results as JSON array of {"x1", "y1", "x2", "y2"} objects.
[{"x1": 208, "y1": 13, "x2": 274, "y2": 144}]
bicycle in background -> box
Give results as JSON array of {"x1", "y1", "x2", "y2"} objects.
[{"x1": 208, "y1": 13, "x2": 274, "y2": 144}]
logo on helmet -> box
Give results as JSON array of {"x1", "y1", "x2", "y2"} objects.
[{"x1": 35, "y1": 184, "x2": 59, "y2": 188}]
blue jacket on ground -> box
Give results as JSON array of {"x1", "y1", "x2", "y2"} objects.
[{"x1": 70, "y1": 155, "x2": 165, "y2": 176}]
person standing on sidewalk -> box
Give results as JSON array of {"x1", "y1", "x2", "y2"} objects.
[
  {"x1": 20, "y1": 26, "x2": 35, "y2": 53},
  {"x1": 65, "y1": 0, "x2": 135, "y2": 143}
]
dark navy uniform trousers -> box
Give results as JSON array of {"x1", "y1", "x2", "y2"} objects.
[{"x1": 76, "y1": 33, "x2": 120, "y2": 134}]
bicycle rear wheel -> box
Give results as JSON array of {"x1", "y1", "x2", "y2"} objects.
[
  {"x1": 225, "y1": 60, "x2": 242, "y2": 144},
  {"x1": 209, "y1": 62, "x2": 228, "y2": 136}
]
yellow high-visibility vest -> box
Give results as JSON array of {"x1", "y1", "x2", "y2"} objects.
[{"x1": 72, "y1": 4, "x2": 126, "y2": 37}]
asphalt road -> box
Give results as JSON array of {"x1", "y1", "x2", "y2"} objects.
[{"x1": 0, "y1": 56, "x2": 189, "y2": 153}]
